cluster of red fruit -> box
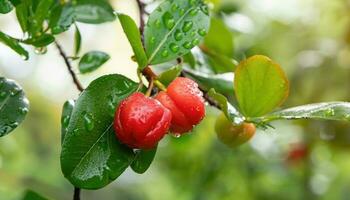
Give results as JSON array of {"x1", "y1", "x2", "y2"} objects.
[{"x1": 113, "y1": 77, "x2": 206, "y2": 149}]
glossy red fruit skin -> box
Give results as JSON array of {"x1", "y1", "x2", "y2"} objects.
[
  {"x1": 114, "y1": 92, "x2": 172, "y2": 149},
  {"x1": 155, "y1": 77, "x2": 205, "y2": 134}
]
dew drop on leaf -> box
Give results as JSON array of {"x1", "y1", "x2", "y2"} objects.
[
  {"x1": 179, "y1": 8, "x2": 185, "y2": 16},
  {"x1": 155, "y1": 19, "x2": 161, "y2": 28},
  {"x1": 161, "y1": 50, "x2": 169, "y2": 57},
  {"x1": 189, "y1": 0, "x2": 196, "y2": 6},
  {"x1": 324, "y1": 108, "x2": 335, "y2": 117},
  {"x1": 182, "y1": 21, "x2": 193, "y2": 32},
  {"x1": 190, "y1": 9, "x2": 198, "y2": 16},
  {"x1": 192, "y1": 38, "x2": 200, "y2": 46},
  {"x1": 174, "y1": 30, "x2": 184, "y2": 41},
  {"x1": 83, "y1": 113, "x2": 94, "y2": 131},
  {"x1": 0, "y1": 91, "x2": 7, "y2": 98},
  {"x1": 162, "y1": 12, "x2": 175, "y2": 30},
  {"x1": 200, "y1": 5, "x2": 209, "y2": 15},
  {"x1": 169, "y1": 43, "x2": 180, "y2": 53},
  {"x1": 198, "y1": 28, "x2": 207, "y2": 36},
  {"x1": 19, "y1": 107, "x2": 29, "y2": 115},
  {"x1": 171, "y1": 3, "x2": 179, "y2": 11},
  {"x1": 183, "y1": 41, "x2": 192, "y2": 49},
  {"x1": 10, "y1": 87, "x2": 21, "y2": 97},
  {"x1": 150, "y1": 37, "x2": 156, "y2": 44}
]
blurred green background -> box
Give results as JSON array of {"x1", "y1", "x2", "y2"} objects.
[{"x1": 1, "y1": 0, "x2": 350, "y2": 199}]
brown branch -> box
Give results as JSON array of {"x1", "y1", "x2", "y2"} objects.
[
  {"x1": 73, "y1": 187, "x2": 80, "y2": 200},
  {"x1": 136, "y1": 0, "x2": 146, "y2": 43},
  {"x1": 55, "y1": 41, "x2": 84, "y2": 92}
]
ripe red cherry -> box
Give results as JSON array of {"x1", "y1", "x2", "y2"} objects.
[
  {"x1": 155, "y1": 77, "x2": 205, "y2": 134},
  {"x1": 114, "y1": 92, "x2": 172, "y2": 149}
]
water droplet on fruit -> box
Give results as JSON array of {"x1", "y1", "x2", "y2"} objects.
[
  {"x1": 182, "y1": 21, "x2": 193, "y2": 32},
  {"x1": 183, "y1": 41, "x2": 193, "y2": 49},
  {"x1": 174, "y1": 30, "x2": 183, "y2": 41},
  {"x1": 172, "y1": 132, "x2": 181, "y2": 138},
  {"x1": 169, "y1": 43, "x2": 180, "y2": 53},
  {"x1": 161, "y1": 50, "x2": 169, "y2": 57},
  {"x1": 83, "y1": 113, "x2": 94, "y2": 131}
]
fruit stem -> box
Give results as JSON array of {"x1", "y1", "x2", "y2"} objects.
[
  {"x1": 145, "y1": 78, "x2": 154, "y2": 97},
  {"x1": 154, "y1": 80, "x2": 167, "y2": 91}
]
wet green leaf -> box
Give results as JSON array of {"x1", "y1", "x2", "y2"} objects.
[
  {"x1": 185, "y1": 69, "x2": 234, "y2": 95},
  {"x1": 118, "y1": 13, "x2": 148, "y2": 69},
  {"x1": 234, "y1": 55, "x2": 289, "y2": 117},
  {"x1": 32, "y1": 0, "x2": 54, "y2": 33},
  {"x1": 131, "y1": 147, "x2": 157, "y2": 174},
  {"x1": 208, "y1": 88, "x2": 244, "y2": 125},
  {"x1": 145, "y1": 0, "x2": 210, "y2": 64},
  {"x1": 22, "y1": 34, "x2": 55, "y2": 47},
  {"x1": 158, "y1": 65, "x2": 182, "y2": 86},
  {"x1": 78, "y1": 51, "x2": 110, "y2": 74},
  {"x1": 0, "y1": 31, "x2": 29, "y2": 60},
  {"x1": 49, "y1": 4, "x2": 75, "y2": 34},
  {"x1": 15, "y1": 2, "x2": 29, "y2": 33},
  {"x1": 204, "y1": 17, "x2": 234, "y2": 57},
  {"x1": 22, "y1": 189, "x2": 48, "y2": 200},
  {"x1": 74, "y1": 0, "x2": 115, "y2": 24},
  {"x1": 257, "y1": 102, "x2": 350, "y2": 123},
  {"x1": 61, "y1": 100, "x2": 75, "y2": 145},
  {"x1": 0, "y1": 77, "x2": 29, "y2": 137},
  {"x1": 74, "y1": 24, "x2": 82, "y2": 56},
  {"x1": 0, "y1": 0, "x2": 13, "y2": 14},
  {"x1": 203, "y1": 50, "x2": 237, "y2": 73},
  {"x1": 61, "y1": 74, "x2": 138, "y2": 189}
]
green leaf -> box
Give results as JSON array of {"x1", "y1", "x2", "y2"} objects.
[
  {"x1": 234, "y1": 55, "x2": 289, "y2": 117},
  {"x1": 74, "y1": 0, "x2": 115, "y2": 24},
  {"x1": 22, "y1": 34, "x2": 55, "y2": 47},
  {"x1": 144, "y1": 0, "x2": 210, "y2": 64},
  {"x1": 15, "y1": 2, "x2": 29, "y2": 33},
  {"x1": 184, "y1": 69, "x2": 234, "y2": 95},
  {"x1": 0, "y1": 77, "x2": 29, "y2": 137},
  {"x1": 22, "y1": 189, "x2": 48, "y2": 200},
  {"x1": 78, "y1": 51, "x2": 110, "y2": 74},
  {"x1": 32, "y1": 0, "x2": 54, "y2": 33},
  {"x1": 0, "y1": 0, "x2": 13, "y2": 14},
  {"x1": 256, "y1": 102, "x2": 350, "y2": 123},
  {"x1": 0, "y1": 31, "x2": 29, "y2": 60},
  {"x1": 204, "y1": 17, "x2": 234, "y2": 57},
  {"x1": 131, "y1": 147, "x2": 157, "y2": 174},
  {"x1": 61, "y1": 74, "x2": 138, "y2": 189},
  {"x1": 61, "y1": 100, "x2": 75, "y2": 145},
  {"x1": 203, "y1": 49, "x2": 237, "y2": 73},
  {"x1": 182, "y1": 52, "x2": 196, "y2": 68},
  {"x1": 49, "y1": 4, "x2": 75, "y2": 34},
  {"x1": 158, "y1": 65, "x2": 182, "y2": 86},
  {"x1": 74, "y1": 24, "x2": 82, "y2": 56},
  {"x1": 117, "y1": 13, "x2": 148, "y2": 69},
  {"x1": 208, "y1": 88, "x2": 244, "y2": 125},
  {"x1": 9, "y1": 0, "x2": 21, "y2": 7}
]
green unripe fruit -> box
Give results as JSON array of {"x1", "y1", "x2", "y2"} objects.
[{"x1": 215, "y1": 113, "x2": 256, "y2": 148}]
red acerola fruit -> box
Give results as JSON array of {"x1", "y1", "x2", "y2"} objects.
[
  {"x1": 114, "y1": 92, "x2": 172, "y2": 149},
  {"x1": 155, "y1": 77, "x2": 205, "y2": 134}
]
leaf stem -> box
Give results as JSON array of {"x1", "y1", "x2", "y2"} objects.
[{"x1": 55, "y1": 41, "x2": 84, "y2": 92}]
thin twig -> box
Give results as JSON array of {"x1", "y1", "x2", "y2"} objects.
[
  {"x1": 136, "y1": 0, "x2": 146, "y2": 42},
  {"x1": 55, "y1": 41, "x2": 84, "y2": 92},
  {"x1": 73, "y1": 187, "x2": 80, "y2": 200}
]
